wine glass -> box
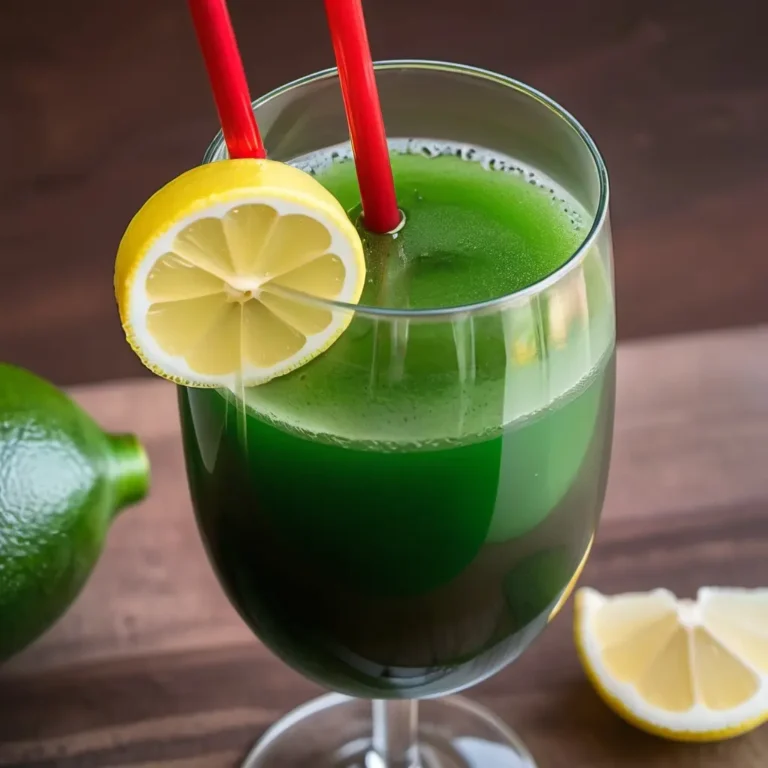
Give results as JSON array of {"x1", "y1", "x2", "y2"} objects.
[{"x1": 179, "y1": 61, "x2": 614, "y2": 768}]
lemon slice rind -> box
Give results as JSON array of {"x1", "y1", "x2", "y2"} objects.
[
  {"x1": 115, "y1": 160, "x2": 365, "y2": 389},
  {"x1": 575, "y1": 586, "x2": 768, "y2": 742}
]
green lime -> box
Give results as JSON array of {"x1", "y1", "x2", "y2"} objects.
[{"x1": 0, "y1": 364, "x2": 150, "y2": 662}]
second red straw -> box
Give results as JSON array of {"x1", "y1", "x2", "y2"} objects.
[{"x1": 324, "y1": 0, "x2": 400, "y2": 234}]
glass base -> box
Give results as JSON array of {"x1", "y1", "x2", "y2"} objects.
[{"x1": 242, "y1": 693, "x2": 537, "y2": 768}]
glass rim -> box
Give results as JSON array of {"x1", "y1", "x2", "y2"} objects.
[{"x1": 203, "y1": 59, "x2": 610, "y2": 321}]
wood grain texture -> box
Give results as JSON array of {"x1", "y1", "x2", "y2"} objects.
[
  {"x1": 0, "y1": 0, "x2": 766, "y2": 385},
  {"x1": 1, "y1": 326, "x2": 767, "y2": 767}
]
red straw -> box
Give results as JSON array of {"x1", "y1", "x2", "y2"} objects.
[
  {"x1": 187, "y1": 0, "x2": 266, "y2": 160},
  {"x1": 324, "y1": 0, "x2": 400, "y2": 234}
]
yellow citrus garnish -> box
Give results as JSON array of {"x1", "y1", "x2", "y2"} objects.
[
  {"x1": 115, "y1": 159, "x2": 365, "y2": 388},
  {"x1": 575, "y1": 586, "x2": 768, "y2": 741}
]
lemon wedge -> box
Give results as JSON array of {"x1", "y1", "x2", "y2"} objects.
[
  {"x1": 575, "y1": 586, "x2": 768, "y2": 741},
  {"x1": 115, "y1": 159, "x2": 365, "y2": 388}
]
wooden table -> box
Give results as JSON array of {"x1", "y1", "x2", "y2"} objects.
[{"x1": 1, "y1": 326, "x2": 767, "y2": 767}]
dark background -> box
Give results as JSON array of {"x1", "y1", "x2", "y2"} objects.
[{"x1": 2, "y1": 0, "x2": 766, "y2": 386}]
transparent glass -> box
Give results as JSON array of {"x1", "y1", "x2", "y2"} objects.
[{"x1": 181, "y1": 61, "x2": 615, "y2": 768}]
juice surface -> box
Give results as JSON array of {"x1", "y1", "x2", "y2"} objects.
[{"x1": 308, "y1": 142, "x2": 589, "y2": 310}]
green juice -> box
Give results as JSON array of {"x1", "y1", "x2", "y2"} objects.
[{"x1": 180, "y1": 142, "x2": 615, "y2": 698}]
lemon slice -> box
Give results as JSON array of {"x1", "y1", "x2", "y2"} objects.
[
  {"x1": 575, "y1": 586, "x2": 768, "y2": 741},
  {"x1": 115, "y1": 159, "x2": 365, "y2": 387}
]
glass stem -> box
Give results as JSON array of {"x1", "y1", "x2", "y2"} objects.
[{"x1": 372, "y1": 700, "x2": 420, "y2": 768}]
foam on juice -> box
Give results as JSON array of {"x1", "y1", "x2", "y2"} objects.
[{"x1": 293, "y1": 138, "x2": 588, "y2": 233}]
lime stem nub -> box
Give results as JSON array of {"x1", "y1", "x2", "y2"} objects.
[{"x1": 106, "y1": 433, "x2": 151, "y2": 513}]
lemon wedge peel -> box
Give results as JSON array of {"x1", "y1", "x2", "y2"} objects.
[
  {"x1": 115, "y1": 159, "x2": 365, "y2": 389},
  {"x1": 575, "y1": 587, "x2": 768, "y2": 742}
]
